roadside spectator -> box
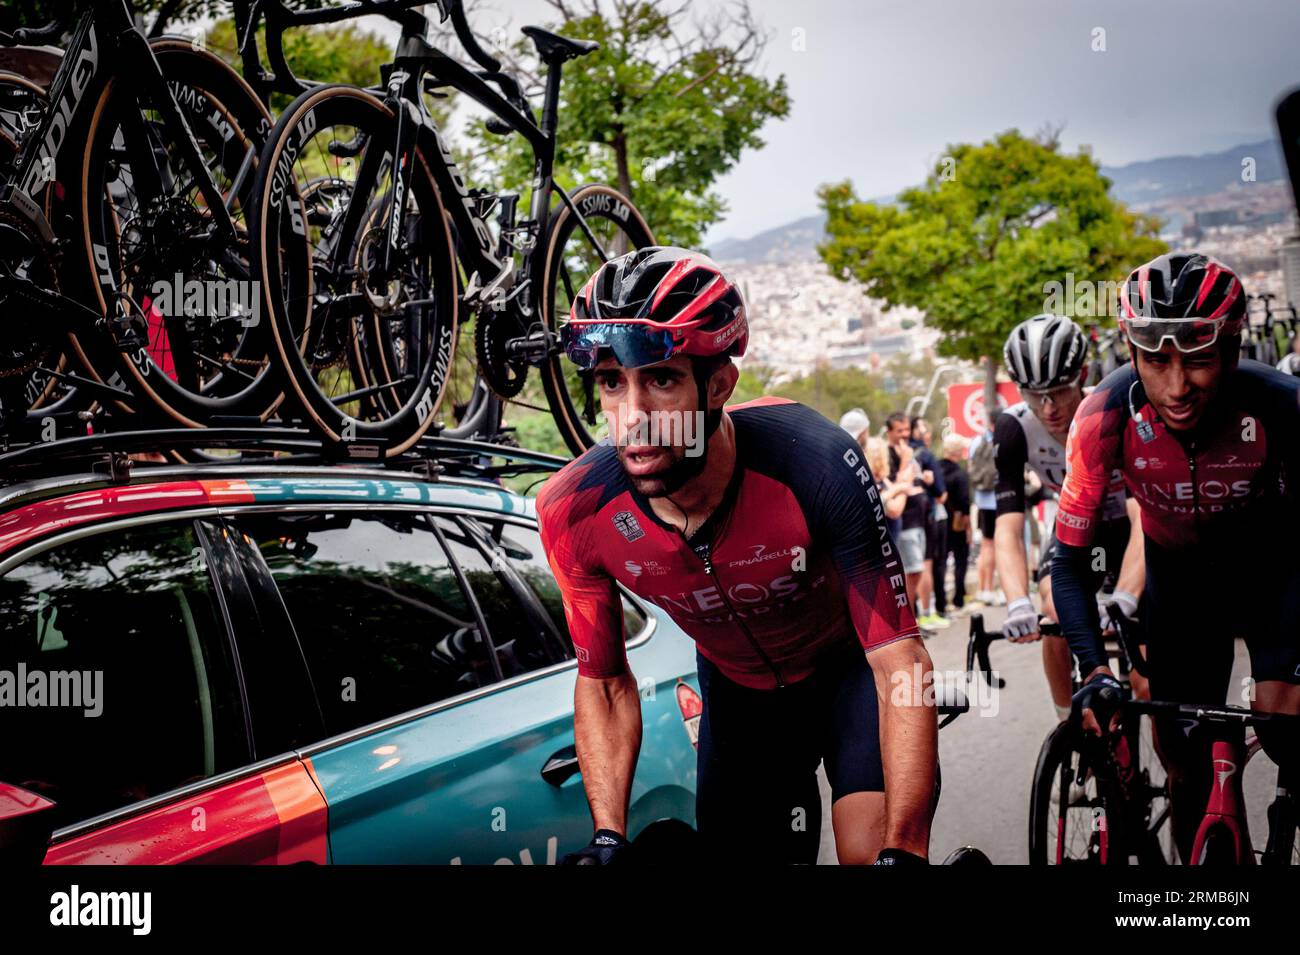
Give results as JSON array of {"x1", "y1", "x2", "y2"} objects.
[
  {"x1": 937, "y1": 434, "x2": 971, "y2": 616},
  {"x1": 1277, "y1": 334, "x2": 1300, "y2": 376},
  {"x1": 910, "y1": 417, "x2": 948, "y2": 630},
  {"x1": 967, "y1": 415, "x2": 1002, "y2": 607},
  {"x1": 839, "y1": 408, "x2": 871, "y2": 448},
  {"x1": 866, "y1": 436, "x2": 909, "y2": 542},
  {"x1": 886, "y1": 412, "x2": 943, "y2": 623}
]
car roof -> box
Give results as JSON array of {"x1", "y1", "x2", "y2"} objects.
[{"x1": 0, "y1": 429, "x2": 563, "y2": 560}]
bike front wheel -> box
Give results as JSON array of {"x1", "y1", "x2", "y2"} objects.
[
  {"x1": 538, "y1": 183, "x2": 655, "y2": 456},
  {"x1": 250, "y1": 85, "x2": 458, "y2": 455}
]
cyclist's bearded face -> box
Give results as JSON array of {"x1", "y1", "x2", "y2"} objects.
[
  {"x1": 595, "y1": 354, "x2": 713, "y2": 497},
  {"x1": 1135, "y1": 342, "x2": 1224, "y2": 431}
]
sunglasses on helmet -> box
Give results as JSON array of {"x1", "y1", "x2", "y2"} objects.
[
  {"x1": 1119, "y1": 315, "x2": 1229, "y2": 354},
  {"x1": 560, "y1": 322, "x2": 680, "y2": 371}
]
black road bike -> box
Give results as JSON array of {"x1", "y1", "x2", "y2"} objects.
[
  {"x1": 249, "y1": 0, "x2": 655, "y2": 457},
  {"x1": 0, "y1": 0, "x2": 280, "y2": 436}
]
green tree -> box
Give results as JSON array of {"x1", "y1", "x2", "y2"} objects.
[
  {"x1": 817, "y1": 129, "x2": 1166, "y2": 412},
  {"x1": 472, "y1": 0, "x2": 790, "y2": 249}
]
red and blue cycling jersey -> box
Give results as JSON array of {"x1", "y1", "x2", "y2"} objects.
[
  {"x1": 536, "y1": 396, "x2": 921, "y2": 690},
  {"x1": 1052, "y1": 359, "x2": 1300, "y2": 678},
  {"x1": 1056, "y1": 360, "x2": 1300, "y2": 552}
]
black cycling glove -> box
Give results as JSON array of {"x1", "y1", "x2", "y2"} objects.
[
  {"x1": 873, "y1": 848, "x2": 928, "y2": 866},
  {"x1": 1071, "y1": 672, "x2": 1127, "y2": 731},
  {"x1": 560, "y1": 829, "x2": 633, "y2": 865}
]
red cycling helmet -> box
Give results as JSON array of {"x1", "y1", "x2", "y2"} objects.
[
  {"x1": 1118, "y1": 253, "x2": 1246, "y2": 353},
  {"x1": 561, "y1": 246, "x2": 748, "y2": 369}
]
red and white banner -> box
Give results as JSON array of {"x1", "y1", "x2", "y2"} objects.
[{"x1": 946, "y1": 382, "x2": 1022, "y2": 437}]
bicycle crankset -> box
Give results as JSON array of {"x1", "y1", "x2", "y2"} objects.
[{"x1": 475, "y1": 311, "x2": 529, "y2": 398}]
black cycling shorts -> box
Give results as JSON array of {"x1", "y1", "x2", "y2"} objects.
[
  {"x1": 694, "y1": 640, "x2": 884, "y2": 864},
  {"x1": 1142, "y1": 542, "x2": 1300, "y2": 769},
  {"x1": 977, "y1": 508, "x2": 997, "y2": 539}
]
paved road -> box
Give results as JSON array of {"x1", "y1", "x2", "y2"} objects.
[{"x1": 815, "y1": 605, "x2": 1283, "y2": 864}]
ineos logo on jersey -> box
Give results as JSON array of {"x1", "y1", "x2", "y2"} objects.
[
  {"x1": 651, "y1": 573, "x2": 828, "y2": 617},
  {"x1": 1138, "y1": 478, "x2": 1258, "y2": 514}
]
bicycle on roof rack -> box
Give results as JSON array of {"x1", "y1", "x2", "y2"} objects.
[
  {"x1": 1243, "y1": 292, "x2": 1298, "y2": 367},
  {"x1": 247, "y1": 0, "x2": 656, "y2": 458},
  {"x1": 0, "y1": 0, "x2": 283, "y2": 438},
  {"x1": 0, "y1": 423, "x2": 568, "y2": 494}
]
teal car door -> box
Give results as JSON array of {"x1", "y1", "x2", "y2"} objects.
[{"x1": 233, "y1": 506, "x2": 695, "y2": 863}]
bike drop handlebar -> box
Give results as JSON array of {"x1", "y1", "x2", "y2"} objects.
[{"x1": 964, "y1": 612, "x2": 1062, "y2": 689}]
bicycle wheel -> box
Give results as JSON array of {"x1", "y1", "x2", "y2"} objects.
[
  {"x1": 1130, "y1": 714, "x2": 1174, "y2": 864},
  {"x1": 71, "y1": 39, "x2": 281, "y2": 426},
  {"x1": 1245, "y1": 735, "x2": 1300, "y2": 864},
  {"x1": 1029, "y1": 721, "x2": 1108, "y2": 864},
  {"x1": 539, "y1": 183, "x2": 655, "y2": 455},
  {"x1": 0, "y1": 70, "x2": 82, "y2": 419},
  {"x1": 251, "y1": 85, "x2": 458, "y2": 455}
]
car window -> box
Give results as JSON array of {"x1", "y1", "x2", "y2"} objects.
[
  {"x1": 471, "y1": 519, "x2": 647, "y2": 641},
  {"x1": 234, "y1": 512, "x2": 494, "y2": 736},
  {"x1": 0, "y1": 521, "x2": 246, "y2": 832},
  {"x1": 435, "y1": 517, "x2": 572, "y2": 679}
]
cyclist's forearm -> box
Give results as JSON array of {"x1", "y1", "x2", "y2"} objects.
[
  {"x1": 1115, "y1": 500, "x2": 1145, "y2": 597},
  {"x1": 871, "y1": 640, "x2": 937, "y2": 857},
  {"x1": 1050, "y1": 542, "x2": 1107, "y2": 676},
  {"x1": 573, "y1": 672, "x2": 642, "y2": 835},
  {"x1": 994, "y1": 513, "x2": 1030, "y2": 602}
]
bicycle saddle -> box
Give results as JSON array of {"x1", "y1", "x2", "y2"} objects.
[{"x1": 521, "y1": 26, "x2": 599, "y2": 63}]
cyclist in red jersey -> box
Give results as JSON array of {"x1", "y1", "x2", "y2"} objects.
[
  {"x1": 537, "y1": 247, "x2": 936, "y2": 865},
  {"x1": 1052, "y1": 253, "x2": 1300, "y2": 861}
]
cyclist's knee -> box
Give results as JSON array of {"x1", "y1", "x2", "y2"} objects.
[{"x1": 1252, "y1": 680, "x2": 1300, "y2": 768}]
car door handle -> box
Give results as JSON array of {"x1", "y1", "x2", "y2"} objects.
[{"x1": 541, "y1": 745, "x2": 581, "y2": 787}]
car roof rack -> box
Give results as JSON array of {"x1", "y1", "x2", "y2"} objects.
[{"x1": 0, "y1": 426, "x2": 569, "y2": 487}]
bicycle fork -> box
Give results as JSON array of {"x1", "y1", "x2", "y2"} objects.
[{"x1": 1189, "y1": 738, "x2": 1253, "y2": 865}]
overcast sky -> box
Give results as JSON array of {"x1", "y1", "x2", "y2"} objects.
[{"x1": 360, "y1": 0, "x2": 1300, "y2": 242}]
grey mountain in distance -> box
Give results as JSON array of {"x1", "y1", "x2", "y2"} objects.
[{"x1": 709, "y1": 139, "x2": 1288, "y2": 263}]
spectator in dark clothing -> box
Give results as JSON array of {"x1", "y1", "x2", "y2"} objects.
[
  {"x1": 908, "y1": 416, "x2": 948, "y2": 628},
  {"x1": 886, "y1": 412, "x2": 945, "y2": 624},
  {"x1": 937, "y1": 434, "x2": 972, "y2": 615}
]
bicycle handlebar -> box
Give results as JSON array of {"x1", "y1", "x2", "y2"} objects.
[
  {"x1": 0, "y1": 19, "x2": 62, "y2": 47},
  {"x1": 1119, "y1": 698, "x2": 1300, "y2": 727},
  {"x1": 439, "y1": 0, "x2": 504, "y2": 74},
  {"x1": 964, "y1": 612, "x2": 1061, "y2": 689}
]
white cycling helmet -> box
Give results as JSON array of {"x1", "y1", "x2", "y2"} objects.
[{"x1": 1004, "y1": 314, "x2": 1087, "y2": 390}]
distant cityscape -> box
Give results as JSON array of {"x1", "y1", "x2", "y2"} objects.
[{"x1": 714, "y1": 141, "x2": 1300, "y2": 381}]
